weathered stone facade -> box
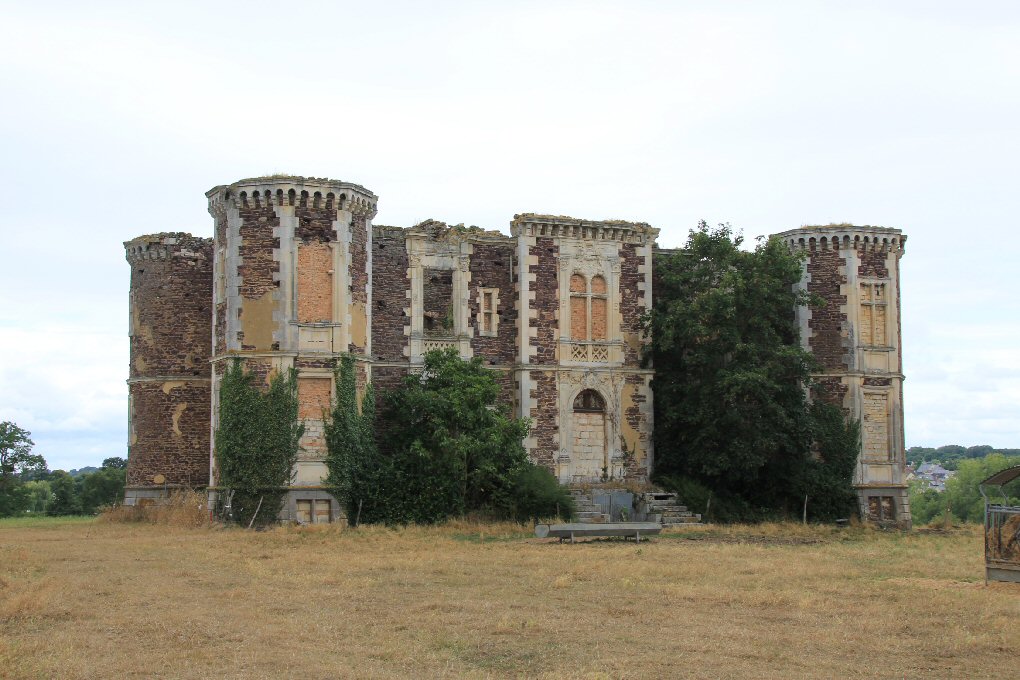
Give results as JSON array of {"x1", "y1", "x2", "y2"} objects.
[
  {"x1": 778, "y1": 226, "x2": 911, "y2": 528},
  {"x1": 123, "y1": 233, "x2": 213, "y2": 505},
  {"x1": 124, "y1": 176, "x2": 910, "y2": 527}
]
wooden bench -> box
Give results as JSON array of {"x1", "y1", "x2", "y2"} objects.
[{"x1": 534, "y1": 522, "x2": 662, "y2": 543}]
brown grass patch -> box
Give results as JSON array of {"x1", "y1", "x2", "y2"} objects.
[
  {"x1": 99, "y1": 489, "x2": 209, "y2": 528},
  {"x1": 0, "y1": 519, "x2": 1015, "y2": 679}
]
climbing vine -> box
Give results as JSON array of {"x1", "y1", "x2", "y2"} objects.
[
  {"x1": 215, "y1": 360, "x2": 303, "y2": 527},
  {"x1": 324, "y1": 354, "x2": 377, "y2": 525}
]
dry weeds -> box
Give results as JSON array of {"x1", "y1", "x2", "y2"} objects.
[{"x1": 0, "y1": 519, "x2": 1017, "y2": 679}]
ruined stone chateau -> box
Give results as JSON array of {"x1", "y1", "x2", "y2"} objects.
[{"x1": 124, "y1": 175, "x2": 911, "y2": 526}]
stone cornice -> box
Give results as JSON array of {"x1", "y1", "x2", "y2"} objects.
[
  {"x1": 510, "y1": 213, "x2": 659, "y2": 244},
  {"x1": 777, "y1": 225, "x2": 906, "y2": 254}
]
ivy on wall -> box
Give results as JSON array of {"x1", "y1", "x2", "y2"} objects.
[
  {"x1": 324, "y1": 354, "x2": 377, "y2": 525},
  {"x1": 215, "y1": 360, "x2": 303, "y2": 527}
]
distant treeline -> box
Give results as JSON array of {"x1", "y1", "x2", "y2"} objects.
[{"x1": 907, "y1": 445, "x2": 1020, "y2": 470}]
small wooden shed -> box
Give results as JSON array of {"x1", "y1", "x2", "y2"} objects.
[{"x1": 980, "y1": 465, "x2": 1020, "y2": 584}]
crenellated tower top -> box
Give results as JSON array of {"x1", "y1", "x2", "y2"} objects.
[
  {"x1": 776, "y1": 224, "x2": 906, "y2": 255},
  {"x1": 205, "y1": 175, "x2": 378, "y2": 220},
  {"x1": 124, "y1": 232, "x2": 212, "y2": 263}
]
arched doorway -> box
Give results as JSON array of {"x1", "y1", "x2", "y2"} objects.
[{"x1": 568, "y1": 389, "x2": 607, "y2": 482}]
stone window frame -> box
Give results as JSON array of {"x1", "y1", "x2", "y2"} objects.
[
  {"x1": 858, "y1": 280, "x2": 888, "y2": 348},
  {"x1": 557, "y1": 243, "x2": 622, "y2": 365},
  {"x1": 866, "y1": 495, "x2": 896, "y2": 522},
  {"x1": 295, "y1": 498, "x2": 333, "y2": 524},
  {"x1": 569, "y1": 273, "x2": 609, "y2": 342},
  {"x1": 476, "y1": 287, "x2": 500, "y2": 337},
  {"x1": 276, "y1": 202, "x2": 351, "y2": 354},
  {"x1": 860, "y1": 387, "x2": 892, "y2": 463},
  {"x1": 406, "y1": 239, "x2": 473, "y2": 363},
  {"x1": 296, "y1": 369, "x2": 335, "y2": 461}
]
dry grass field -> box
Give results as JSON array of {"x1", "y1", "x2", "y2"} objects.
[{"x1": 1, "y1": 514, "x2": 1018, "y2": 679}]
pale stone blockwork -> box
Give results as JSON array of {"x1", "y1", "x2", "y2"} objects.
[{"x1": 127, "y1": 176, "x2": 910, "y2": 527}]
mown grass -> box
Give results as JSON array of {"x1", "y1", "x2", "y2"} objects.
[{"x1": 0, "y1": 518, "x2": 1017, "y2": 679}]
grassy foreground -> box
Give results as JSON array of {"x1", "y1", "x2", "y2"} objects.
[{"x1": 0, "y1": 518, "x2": 1017, "y2": 679}]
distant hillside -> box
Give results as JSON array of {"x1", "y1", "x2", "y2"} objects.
[
  {"x1": 907, "y1": 445, "x2": 1020, "y2": 470},
  {"x1": 68, "y1": 466, "x2": 99, "y2": 478}
]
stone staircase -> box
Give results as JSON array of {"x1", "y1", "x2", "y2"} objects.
[
  {"x1": 636, "y1": 491, "x2": 701, "y2": 527},
  {"x1": 568, "y1": 488, "x2": 702, "y2": 527},
  {"x1": 569, "y1": 488, "x2": 610, "y2": 524}
]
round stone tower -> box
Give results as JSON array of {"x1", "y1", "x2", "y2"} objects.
[
  {"x1": 124, "y1": 232, "x2": 214, "y2": 504},
  {"x1": 205, "y1": 176, "x2": 378, "y2": 522},
  {"x1": 777, "y1": 225, "x2": 910, "y2": 528}
]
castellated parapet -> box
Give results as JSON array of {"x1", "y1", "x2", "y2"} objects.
[
  {"x1": 124, "y1": 233, "x2": 213, "y2": 505},
  {"x1": 203, "y1": 177, "x2": 378, "y2": 521},
  {"x1": 123, "y1": 178, "x2": 911, "y2": 528},
  {"x1": 777, "y1": 224, "x2": 910, "y2": 528}
]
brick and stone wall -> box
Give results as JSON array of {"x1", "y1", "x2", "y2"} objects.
[
  {"x1": 124, "y1": 233, "x2": 213, "y2": 495},
  {"x1": 468, "y1": 241, "x2": 517, "y2": 365},
  {"x1": 778, "y1": 227, "x2": 910, "y2": 527},
  {"x1": 806, "y1": 245, "x2": 847, "y2": 372},
  {"x1": 619, "y1": 243, "x2": 644, "y2": 366},
  {"x1": 371, "y1": 226, "x2": 409, "y2": 361}
]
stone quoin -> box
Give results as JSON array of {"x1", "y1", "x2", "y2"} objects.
[{"x1": 123, "y1": 176, "x2": 911, "y2": 527}]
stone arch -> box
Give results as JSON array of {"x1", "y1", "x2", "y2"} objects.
[{"x1": 564, "y1": 387, "x2": 609, "y2": 482}]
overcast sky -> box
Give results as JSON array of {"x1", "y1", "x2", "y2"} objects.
[{"x1": 0, "y1": 1, "x2": 1017, "y2": 470}]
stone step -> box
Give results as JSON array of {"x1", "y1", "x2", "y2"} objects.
[{"x1": 577, "y1": 511, "x2": 609, "y2": 520}]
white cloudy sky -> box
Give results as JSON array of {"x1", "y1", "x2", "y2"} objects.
[{"x1": 0, "y1": 1, "x2": 1017, "y2": 470}]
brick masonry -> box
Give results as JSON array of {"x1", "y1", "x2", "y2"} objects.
[
  {"x1": 467, "y1": 242, "x2": 517, "y2": 365},
  {"x1": 126, "y1": 178, "x2": 907, "y2": 524},
  {"x1": 297, "y1": 242, "x2": 333, "y2": 323},
  {"x1": 371, "y1": 227, "x2": 408, "y2": 361},
  {"x1": 806, "y1": 246, "x2": 847, "y2": 372},
  {"x1": 619, "y1": 243, "x2": 644, "y2": 365},
  {"x1": 124, "y1": 233, "x2": 213, "y2": 489}
]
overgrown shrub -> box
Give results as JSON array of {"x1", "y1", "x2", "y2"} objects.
[
  {"x1": 355, "y1": 349, "x2": 534, "y2": 525},
  {"x1": 505, "y1": 465, "x2": 575, "y2": 522},
  {"x1": 215, "y1": 361, "x2": 303, "y2": 527}
]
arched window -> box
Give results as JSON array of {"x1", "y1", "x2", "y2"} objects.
[
  {"x1": 570, "y1": 274, "x2": 587, "y2": 340},
  {"x1": 569, "y1": 273, "x2": 608, "y2": 341},
  {"x1": 573, "y1": 389, "x2": 605, "y2": 413}
]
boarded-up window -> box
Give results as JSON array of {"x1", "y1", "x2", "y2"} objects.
[
  {"x1": 423, "y1": 268, "x2": 454, "y2": 337},
  {"x1": 860, "y1": 282, "x2": 887, "y2": 346},
  {"x1": 569, "y1": 273, "x2": 609, "y2": 343},
  {"x1": 862, "y1": 392, "x2": 889, "y2": 461},
  {"x1": 570, "y1": 296, "x2": 587, "y2": 340},
  {"x1": 478, "y1": 288, "x2": 498, "y2": 336},
  {"x1": 296, "y1": 499, "x2": 331, "y2": 524},
  {"x1": 591, "y1": 298, "x2": 607, "y2": 340},
  {"x1": 297, "y1": 242, "x2": 333, "y2": 323},
  {"x1": 867, "y1": 496, "x2": 896, "y2": 522},
  {"x1": 298, "y1": 377, "x2": 331, "y2": 420}
]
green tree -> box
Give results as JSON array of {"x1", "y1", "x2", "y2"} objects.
[
  {"x1": 102, "y1": 457, "x2": 128, "y2": 470},
  {"x1": 324, "y1": 354, "x2": 377, "y2": 524},
  {"x1": 22, "y1": 480, "x2": 52, "y2": 514},
  {"x1": 373, "y1": 349, "x2": 536, "y2": 524},
  {"x1": 908, "y1": 454, "x2": 1020, "y2": 525},
  {"x1": 648, "y1": 223, "x2": 844, "y2": 518},
  {"x1": 48, "y1": 471, "x2": 82, "y2": 516},
  {"x1": 943, "y1": 454, "x2": 1020, "y2": 523},
  {"x1": 0, "y1": 422, "x2": 45, "y2": 516},
  {"x1": 215, "y1": 361, "x2": 304, "y2": 527},
  {"x1": 78, "y1": 466, "x2": 126, "y2": 514}
]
